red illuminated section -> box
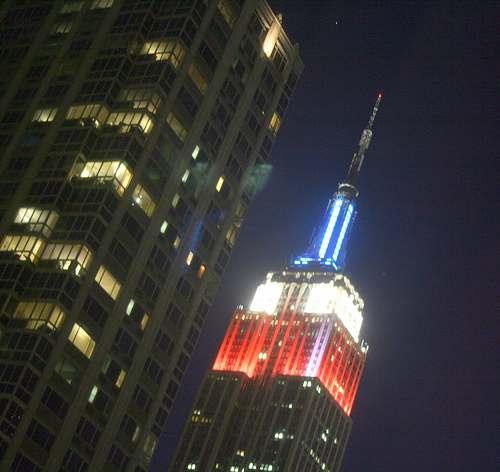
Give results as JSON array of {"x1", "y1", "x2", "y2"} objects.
[{"x1": 213, "y1": 302, "x2": 367, "y2": 416}]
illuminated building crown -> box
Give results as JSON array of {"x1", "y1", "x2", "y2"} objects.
[{"x1": 292, "y1": 94, "x2": 381, "y2": 270}]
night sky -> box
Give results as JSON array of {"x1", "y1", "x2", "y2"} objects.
[{"x1": 151, "y1": 2, "x2": 500, "y2": 471}]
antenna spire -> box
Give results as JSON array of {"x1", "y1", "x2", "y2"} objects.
[{"x1": 346, "y1": 94, "x2": 382, "y2": 186}]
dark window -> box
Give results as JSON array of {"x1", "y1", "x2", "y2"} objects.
[
  {"x1": 155, "y1": 329, "x2": 174, "y2": 356},
  {"x1": 27, "y1": 419, "x2": 55, "y2": 451},
  {"x1": 132, "y1": 385, "x2": 152, "y2": 412},
  {"x1": 121, "y1": 211, "x2": 144, "y2": 242},
  {"x1": 41, "y1": 387, "x2": 68, "y2": 420},
  {"x1": 75, "y1": 417, "x2": 101, "y2": 448},
  {"x1": 144, "y1": 356, "x2": 164, "y2": 384},
  {"x1": 114, "y1": 327, "x2": 137, "y2": 358}
]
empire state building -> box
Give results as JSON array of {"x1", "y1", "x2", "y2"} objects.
[{"x1": 169, "y1": 95, "x2": 381, "y2": 472}]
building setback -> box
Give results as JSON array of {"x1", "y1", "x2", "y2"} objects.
[
  {"x1": 0, "y1": 1, "x2": 303, "y2": 471},
  {"x1": 169, "y1": 97, "x2": 381, "y2": 472}
]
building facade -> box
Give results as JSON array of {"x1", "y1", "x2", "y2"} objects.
[
  {"x1": 0, "y1": 1, "x2": 303, "y2": 471},
  {"x1": 169, "y1": 97, "x2": 381, "y2": 472}
]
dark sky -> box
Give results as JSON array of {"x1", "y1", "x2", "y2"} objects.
[{"x1": 151, "y1": 1, "x2": 500, "y2": 471}]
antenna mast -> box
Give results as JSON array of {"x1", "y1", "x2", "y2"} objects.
[{"x1": 346, "y1": 94, "x2": 382, "y2": 186}]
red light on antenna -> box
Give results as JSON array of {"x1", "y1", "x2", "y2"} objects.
[{"x1": 378, "y1": 93, "x2": 382, "y2": 98}]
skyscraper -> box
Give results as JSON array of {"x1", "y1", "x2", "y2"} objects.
[
  {"x1": 169, "y1": 96, "x2": 381, "y2": 472},
  {"x1": 0, "y1": 1, "x2": 302, "y2": 471}
]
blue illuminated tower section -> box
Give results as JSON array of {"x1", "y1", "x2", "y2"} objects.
[{"x1": 294, "y1": 94, "x2": 381, "y2": 270}]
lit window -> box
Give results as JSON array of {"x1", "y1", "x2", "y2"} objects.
[
  {"x1": 88, "y1": 386, "x2": 98, "y2": 403},
  {"x1": 41, "y1": 243, "x2": 92, "y2": 275},
  {"x1": 126, "y1": 299, "x2": 135, "y2": 315},
  {"x1": 14, "y1": 302, "x2": 66, "y2": 330},
  {"x1": 60, "y1": 1, "x2": 83, "y2": 13},
  {"x1": 69, "y1": 323, "x2": 96, "y2": 358},
  {"x1": 95, "y1": 265, "x2": 121, "y2": 300},
  {"x1": 90, "y1": 0, "x2": 113, "y2": 8},
  {"x1": 140, "y1": 313, "x2": 149, "y2": 330},
  {"x1": 263, "y1": 15, "x2": 282, "y2": 57},
  {"x1": 160, "y1": 221, "x2": 168, "y2": 233},
  {"x1": 173, "y1": 236, "x2": 181, "y2": 250},
  {"x1": 106, "y1": 111, "x2": 154, "y2": 134},
  {"x1": 198, "y1": 264, "x2": 205, "y2": 278},
  {"x1": 167, "y1": 111, "x2": 187, "y2": 141},
  {"x1": 186, "y1": 251, "x2": 194, "y2": 265},
  {"x1": 14, "y1": 207, "x2": 59, "y2": 237},
  {"x1": 132, "y1": 184, "x2": 156, "y2": 217},
  {"x1": 73, "y1": 161, "x2": 132, "y2": 196},
  {"x1": 268, "y1": 112, "x2": 281, "y2": 137},
  {"x1": 143, "y1": 434, "x2": 157, "y2": 460},
  {"x1": 140, "y1": 41, "x2": 186, "y2": 69},
  {"x1": 51, "y1": 22, "x2": 72, "y2": 34},
  {"x1": 182, "y1": 170, "x2": 190, "y2": 182},
  {"x1": 117, "y1": 88, "x2": 162, "y2": 114},
  {"x1": 188, "y1": 63, "x2": 208, "y2": 94},
  {"x1": 66, "y1": 103, "x2": 110, "y2": 125},
  {"x1": 116, "y1": 369, "x2": 126, "y2": 388},
  {"x1": 0, "y1": 235, "x2": 45, "y2": 262},
  {"x1": 55, "y1": 357, "x2": 77, "y2": 384},
  {"x1": 225, "y1": 226, "x2": 238, "y2": 248},
  {"x1": 216, "y1": 176, "x2": 224, "y2": 192},
  {"x1": 32, "y1": 108, "x2": 58, "y2": 122},
  {"x1": 218, "y1": 0, "x2": 235, "y2": 27},
  {"x1": 132, "y1": 425, "x2": 140, "y2": 442}
]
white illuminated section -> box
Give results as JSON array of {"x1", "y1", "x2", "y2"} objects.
[
  {"x1": 332, "y1": 203, "x2": 354, "y2": 261},
  {"x1": 263, "y1": 14, "x2": 282, "y2": 57},
  {"x1": 318, "y1": 197, "x2": 343, "y2": 259},
  {"x1": 305, "y1": 282, "x2": 363, "y2": 341},
  {"x1": 249, "y1": 282, "x2": 283, "y2": 314}
]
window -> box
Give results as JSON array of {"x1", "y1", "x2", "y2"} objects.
[
  {"x1": 55, "y1": 357, "x2": 78, "y2": 384},
  {"x1": 13, "y1": 302, "x2": 66, "y2": 330},
  {"x1": 102, "y1": 357, "x2": 126, "y2": 388},
  {"x1": 132, "y1": 184, "x2": 156, "y2": 217},
  {"x1": 188, "y1": 63, "x2": 208, "y2": 94},
  {"x1": 198, "y1": 41, "x2": 218, "y2": 71},
  {"x1": 91, "y1": 0, "x2": 114, "y2": 8},
  {"x1": 73, "y1": 161, "x2": 132, "y2": 196},
  {"x1": 225, "y1": 225, "x2": 238, "y2": 248},
  {"x1": 117, "y1": 88, "x2": 162, "y2": 114},
  {"x1": 66, "y1": 103, "x2": 109, "y2": 125},
  {"x1": 106, "y1": 111, "x2": 154, "y2": 134},
  {"x1": 143, "y1": 434, "x2": 157, "y2": 461},
  {"x1": 40, "y1": 243, "x2": 92, "y2": 275},
  {"x1": 27, "y1": 419, "x2": 55, "y2": 451},
  {"x1": 62, "y1": 449, "x2": 88, "y2": 472},
  {"x1": 13, "y1": 207, "x2": 59, "y2": 238},
  {"x1": 95, "y1": 265, "x2": 121, "y2": 299},
  {"x1": 121, "y1": 211, "x2": 144, "y2": 242},
  {"x1": 268, "y1": 112, "x2": 282, "y2": 137},
  {"x1": 114, "y1": 327, "x2": 137, "y2": 358},
  {"x1": 154, "y1": 329, "x2": 173, "y2": 356},
  {"x1": 144, "y1": 356, "x2": 164, "y2": 384},
  {"x1": 69, "y1": 323, "x2": 96, "y2": 358},
  {"x1": 217, "y1": 0, "x2": 235, "y2": 27},
  {"x1": 60, "y1": 1, "x2": 83, "y2": 13},
  {"x1": 107, "y1": 444, "x2": 129, "y2": 471},
  {"x1": 166, "y1": 111, "x2": 187, "y2": 142},
  {"x1": 126, "y1": 299, "x2": 149, "y2": 330},
  {"x1": 140, "y1": 40, "x2": 186, "y2": 69},
  {"x1": 132, "y1": 385, "x2": 152, "y2": 412},
  {"x1": 32, "y1": 108, "x2": 58, "y2": 122},
  {"x1": 120, "y1": 414, "x2": 140, "y2": 441},
  {"x1": 75, "y1": 417, "x2": 101, "y2": 448},
  {"x1": 0, "y1": 235, "x2": 45, "y2": 263}
]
